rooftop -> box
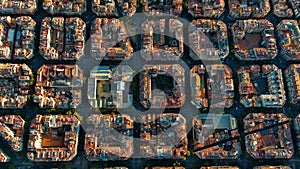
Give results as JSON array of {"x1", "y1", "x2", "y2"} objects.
[
  {"x1": 84, "y1": 114, "x2": 134, "y2": 161},
  {"x1": 290, "y1": 0, "x2": 300, "y2": 18},
  {"x1": 244, "y1": 113, "x2": 294, "y2": 159},
  {"x1": 27, "y1": 114, "x2": 80, "y2": 162},
  {"x1": 244, "y1": 113, "x2": 289, "y2": 133},
  {"x1": 190, "y1": 65, "x2": 208, "y2": 108},
  {"x1": 39, "y1": 17, "x2": 85, "y2": 60},
  {"x1": 118, "y1": 0, "x2": 137, "y2": 16},
  {"x1": 188, "y1": 0, "x2": 225, "y2": 18},
  {"x1": 192, "y1": 114, "x2": 240, "y2": 158},
  {"x1": 0, "y1": 16, "x2": 36, "y2": 60},
  {"x1": 238, "y1": 64, "x2": 286, "y2": 108},
  {"x1": 193, "y1": 114, "x2": 240, "y2": 159},
  {"x1": 93, "y1": 0, "x2": 137, "y2": 17},
  {"x1": 34, "y1": 64, "x2": 83, "y2": 109},
  {"x1": 277, "y1": 20, "x2": 300, "y2": 61},
  {"x1": 142, "y1": 0, "x2": 182, "y2": 16},
  {"x1": 271, "y1": 0, "x2": 294, "y2": 18},
  {"x1": 139, "y1": 64, "x2": 185, "y2": 108},
  {"x1": 91, "y1": 18, "x2": 133, "y2": 61},
  {"x1": 284, "y1": 64, "x2": 300, "y2": 104},
  {"x1": 228, "y1": 0, "x2": 271, "y2": 19},
  {"x1": 88, "y1": 65, "x2": 134, "y2": 108},
  {"x1": 253, "y1": 166, "x2": 291, "y2": 169},
  {"x1": 190, "y1": 64, "x2": 234, "y2": 108},
  {"x1": 0, "y1": 115, "x2": 25, "y2": 152},
  {"x1": 0, "y1": 149, "x2": 9, "y2": 162},
  {"x1": 150, "y1": 167, "x2": 185, "y2": 169},
  {"x1": 206, "y1": 64, "x2": 234, "y2": 108},
  {"x1": 43, "y1": 0, "x2": 86, "y2": 14},
  {"x1": 141, "y1": 19, "x2": 184, "y2": 61},
  {"x1": 194, "y1": 139, "x2": 241, "y2": 159},
  {"x1": 140, "y1": 113, "x2": 188, "y2": 159},
  {"x1": 0, "y1": 0, "x2": 36, "y2": 14},
  {"x1": 232, "y1": 20, "x2": 277, "y2": 61},
  {"x1": 201, "y1": 167, "x2": 239, "y2": 169},
  {"x1": 293, "y1": 114, "x2": 300, "y2": 152},
  {"x1": 0, "y1": 63, "x2": 32, "y2": 108},
  {"x1": 189, "y1": 19, "x2": 229, "y2": 61}
]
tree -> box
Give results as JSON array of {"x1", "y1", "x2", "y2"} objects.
[
  {"x1": 63, "y1": 165, "x2": 71, "y2": 169},
  {"x1": 183, "y1": 1, "x2": 188, "y2": 9},
  {"x1": 8, "y1": 165, "x2": 16, "y2": 169},
  {"x1": 74, "y1": 112, "x2": 83, "y2": 121},
  {"x1": 13, "y1": 109, "x2": 22, "y2": 115},
  {"x1": 29, "y1": 74, "x2": 35, "y2": 86},
  {"x1": 66, "y1": 110, "x2": 73, "y2": 115}
]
